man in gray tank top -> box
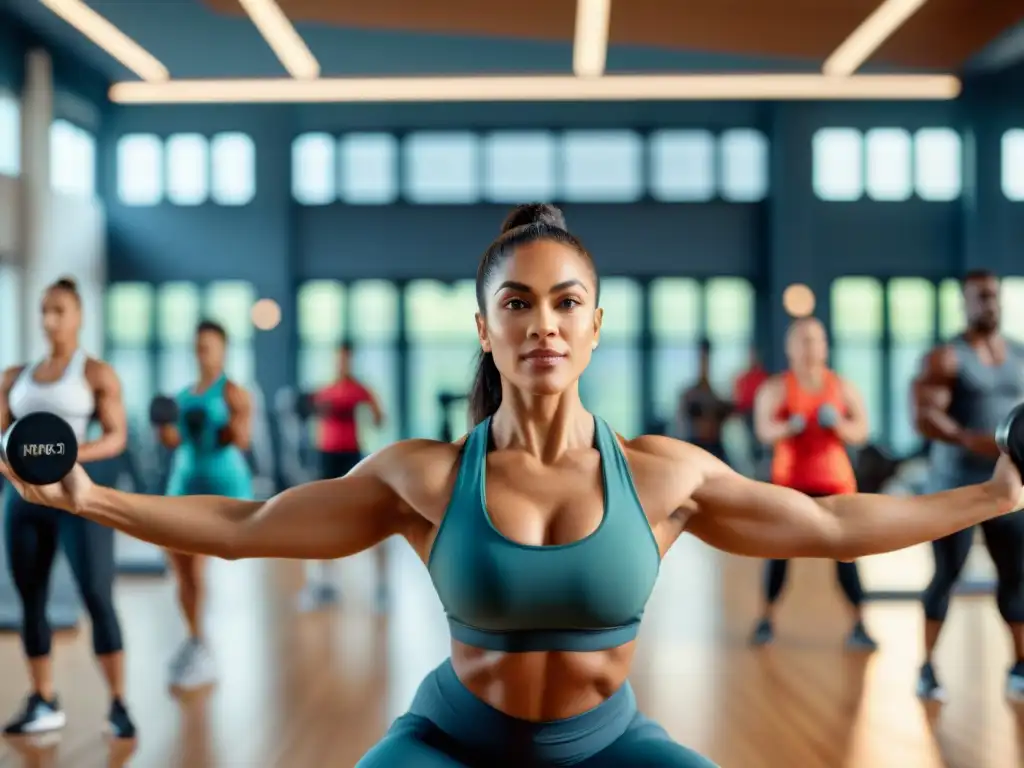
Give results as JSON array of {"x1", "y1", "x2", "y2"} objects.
[{"x1": 911, "y1": 269, "x2": 1024, "y2": 702}]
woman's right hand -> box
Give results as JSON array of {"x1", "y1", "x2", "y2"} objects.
[
  {"x1": 986, "y1": 453, "x2": 1024, "y2": 512},
  {"x1": 0, "y1": 461, "x2": 96, "y2": 514}
]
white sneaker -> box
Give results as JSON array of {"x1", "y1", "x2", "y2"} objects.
[
  {"x1": 169, "y1": 639, "x2": 217, "y2": 690},
  {"x1": 3, "y1": 693, "x2": 66, "y2": 735}
]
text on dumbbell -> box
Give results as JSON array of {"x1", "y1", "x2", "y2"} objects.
[{"x1": 20, "y1": 443, "x2": 65, "y2": 457}]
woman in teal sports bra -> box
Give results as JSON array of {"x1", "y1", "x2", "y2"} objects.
[
  {"x1": 5, "y1": 205, "x2": 1023, "y2": 767},
  {"x1": 156, "y1": 320, "x2": 253, "y2": 690}
]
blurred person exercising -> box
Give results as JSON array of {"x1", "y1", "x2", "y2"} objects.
[
  {"x1": 0, "y1": 277, "x2": 135, "y2": 738},
  {"x1": 5, "y1": 206, "x2": 1024, "y2": 767},
  {"x1": 300, "y1": 342, "x2": 386, "y2": 611},
  {"x1": 677, "y1": 339, "x2": 733, "y2": 464},
  {"x1": 157, "y1": 320, "x2": 253, "y2": 689},
  {"x1": 749, "y1": 317, "x2": 877, "y2": 650},
  {"x1": 912, "y1": 269, "x2": 1024, "y2": 701}
]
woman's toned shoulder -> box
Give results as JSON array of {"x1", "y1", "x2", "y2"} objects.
[{"x1": 354, "y1": 438, "x2": 465, "y2": 525}]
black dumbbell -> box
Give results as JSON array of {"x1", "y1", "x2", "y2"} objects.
[
  {"x1": 996, "y1": 403, "x2": 1024, "y2": 476},
  {"x1": 296, "y1": 393, "x2": 316, "y2": 420},
  {"x1": 149, "y1": 395, "x2": 179, "y2": 426},
  {"x1": 182, "y1": 408, "x2": 206, "y2": 443},
  {"x1": 1, "y1": 412, "x2": 78, "y2": 485}
]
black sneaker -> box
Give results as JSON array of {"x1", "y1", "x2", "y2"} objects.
[
  {"x1": 749, "y1": 618, "x2": 774, "y2": 647},
  {"x1": 3, "y1": 693, "x2": 66, "y2": 735},
  {"x1": 107, "y1": 699, "x2": 136, "y2": 740},
  {"x1": 845, "y1": 621, "x2": 879, "y2": 651},
  {"x1": 916, "y1": 662, "x2": 946, "y2": 702}
]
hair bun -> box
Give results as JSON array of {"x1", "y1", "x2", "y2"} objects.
[
  {"x1": 500, "y1": 203, "x2": 567, "y2": 234},
  {"x1": 54, "y1": 276, "x2": 78, "y2": 292}
]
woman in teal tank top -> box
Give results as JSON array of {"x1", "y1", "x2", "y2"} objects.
[
  {"x1": 8, "y1": 206, "x2": 1024, "y2": 767},
  {"x1": 157, "y1": 320, "x2": 253, "y2": 690}
]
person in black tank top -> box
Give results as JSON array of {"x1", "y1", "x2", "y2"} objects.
[
  {"x1": 911, "y1": 270, "x2": 1024, "y2": 702},
  {"x1": 4, "y1": 212, "x2": 1024, "y2": 766}
]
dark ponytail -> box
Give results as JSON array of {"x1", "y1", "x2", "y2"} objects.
[
  {"x1": 468, "y1": 351, "x2": 502, "y2": 426},
  {"x1": 467, "y1": 203, "x2": 597, "y2": 427}
]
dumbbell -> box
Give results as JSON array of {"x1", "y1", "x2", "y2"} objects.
[
  {"x1": 296, "y1": 393, "x2": 316, "y2": 420},
  {"x1": 149, "y1": 395, "x2": 179, "y2": 426},
  {"x1": 1, "y1": 412, "x2": 78, "y2": 485},
  {"x1": 995, "y1": 403, "x2": 1024, "y2": 476}
]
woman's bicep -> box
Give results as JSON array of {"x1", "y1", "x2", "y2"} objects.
[
  {"x1": 684, "y1": 464, "x2": 841, "y2": 559},
  {"x1": 234, "y1": 472, "x2": 412, "y2": 559}
]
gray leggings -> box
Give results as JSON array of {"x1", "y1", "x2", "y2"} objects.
[{"x1": 357, "y1": 660, "x2": 718, "y2": 767}]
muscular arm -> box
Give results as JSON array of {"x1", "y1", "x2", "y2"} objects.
[
  {"x1": 753, "y1": 377, "x2": 792, "y2": 445},
  {"x1": 79, "y1": 361, "x2": 128, "y2": 463},
  {"x1": 677, "y1": 443, "x2": 1017, "y2": 561},
  {"x1": 834, "y1": 377, "x2": 869, "y2": 446},
  {"x1": 912, "y1": 346, "x2": 999, "y2": 456},
  {"x1": 0, "y1": 366, "x2": 23, "y2": 434},
  {"x1": 69, "y1": 439, "x2": 441, "y2": 560},
  {"x1": 221, "y1": 380, "x2": 252, "y2": 450}
]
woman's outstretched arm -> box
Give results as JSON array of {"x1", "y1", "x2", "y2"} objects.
[
  {"x1": 638, "y1": 436, "x2": 1021, "y2": 561},
  {"x1": 1, "y1": 440, "x2": 442, "y2": 561}
]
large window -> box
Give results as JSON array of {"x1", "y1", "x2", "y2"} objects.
[
  {"x1": 165, "y1": 133, "x2": 209, "y2": 206},
  {"x1": 404, "y1": 132, "x2": 479, "y2": 204},
  {"x1": 581, "y1": 278, "x2": 642, "y2": 437},
  {"x1": 483, "y1": 131, "x2": 557, "y2": 203},
  {"x1": 648, "y1": 130, "x2": 715, "y2": 202},
  {"x1": 205, "y1": 281, "x2": 256, "y2": 383},
  {"x1": 0, "y1": 91, "x2": 18, "y2": 176},
  {"x1": 830, "y1": 277, "x2": 884, "y2": 440},
  {"x1": 116, "y1": 134, "x2": 163, "y2": 206},
  {"x1": 105, "y1": 283, "x2": 156, "y2": 421},
  {"x1": 1002, "y1": 277, "x2": 1024, "y2": 343},
  {"x1": 718, "y1": 129, "x2": 769, "y2": 202},
  {"x1": 50, "y1": 120, "x2": 96, "y2": 198},
  {"x1": 864, "y1": 128, "x2": 912, "y2": 201},
  {"x1": 561, "y1": 130, "x2": 644, "y2": 203},
  {"x1": 405, "y1": 280, "x2": 479, "y2": 438},
  {"x1": 812, "y1": 128, "x2": 864, "y2": 201},
  {"x1": 887, "y1": 279, "x2": 934, "y2": 454},
  {"x1": 349, "y1": 281, "x2": 401, "y2": 452},
  {"x1": 814, "y1": 127, "x2": 961, "y2": 201},
  {"x1": 339, "y1": 133, "x2": 398, "y2": 204},
  {"x1": 157, "y1": 282, "x2": 202, "y2": 393},
  {"x1": 650, "y1": 278, "x2": 704, "y2": 434},
  {"x1": 0, "y1": 264, "x2": 21, "y2": 369},
  {"x1": 913, "y1": 128, "x2": 961, "y2": 201},
  {"x1": 1002, "y1": 129, "x2": 1024, "y2": 202},
  {"x1": 292, "y1": 133, "x2": 336, "y2": 205},
  {"x1": 297, "y1": 280, "x2": 345, "y2": 390},
  {"x1": 210, "y1": 133, "x2": 256, "y2": 206}
]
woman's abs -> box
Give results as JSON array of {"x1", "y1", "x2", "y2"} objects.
[{"x1": 450, "y1": 639, "x2": 636, "y2": 721}]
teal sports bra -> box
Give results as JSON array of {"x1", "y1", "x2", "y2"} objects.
[{"x1": 427, "y1": 416, "x2": 661, "y2": 653}]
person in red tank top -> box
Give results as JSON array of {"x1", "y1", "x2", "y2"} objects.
[
  {"x1": 748, "y1": 317, "x2": 878, "y2": 650},
  {"x1": 300, "y1": 343, "x2": 388, "y2": 612}
]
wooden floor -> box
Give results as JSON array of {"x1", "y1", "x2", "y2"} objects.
[{"x1": 0, "y1": 536, "x2": 1021, "y2": 768}]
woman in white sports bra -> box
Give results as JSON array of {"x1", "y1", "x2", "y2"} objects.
[{"x1": 0, "y1": 276, "x2": 136, "y2": 740}]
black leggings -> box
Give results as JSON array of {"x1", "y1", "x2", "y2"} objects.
[
  {"x1": 3, "y1": 493, "x2": 123, "y2": 658},
  {"x1": 922, "y1": 510, "x2": 1024, "y2": 624},
  {"x1": 764, "y1": 559, "x2": 864, "y2": 607}
]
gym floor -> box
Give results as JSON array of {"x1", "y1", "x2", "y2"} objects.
[{"x1": 0, "y1": 537, "x2": 1019, "y2": 768}]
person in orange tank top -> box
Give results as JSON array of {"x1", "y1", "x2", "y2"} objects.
[{"x1": 748, "y1": 317, "x2": 878, "y2": 650}]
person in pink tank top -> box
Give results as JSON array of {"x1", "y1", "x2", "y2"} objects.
[{"x1": 301, "y1": 343, "x2": 387, "y2": 612}]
